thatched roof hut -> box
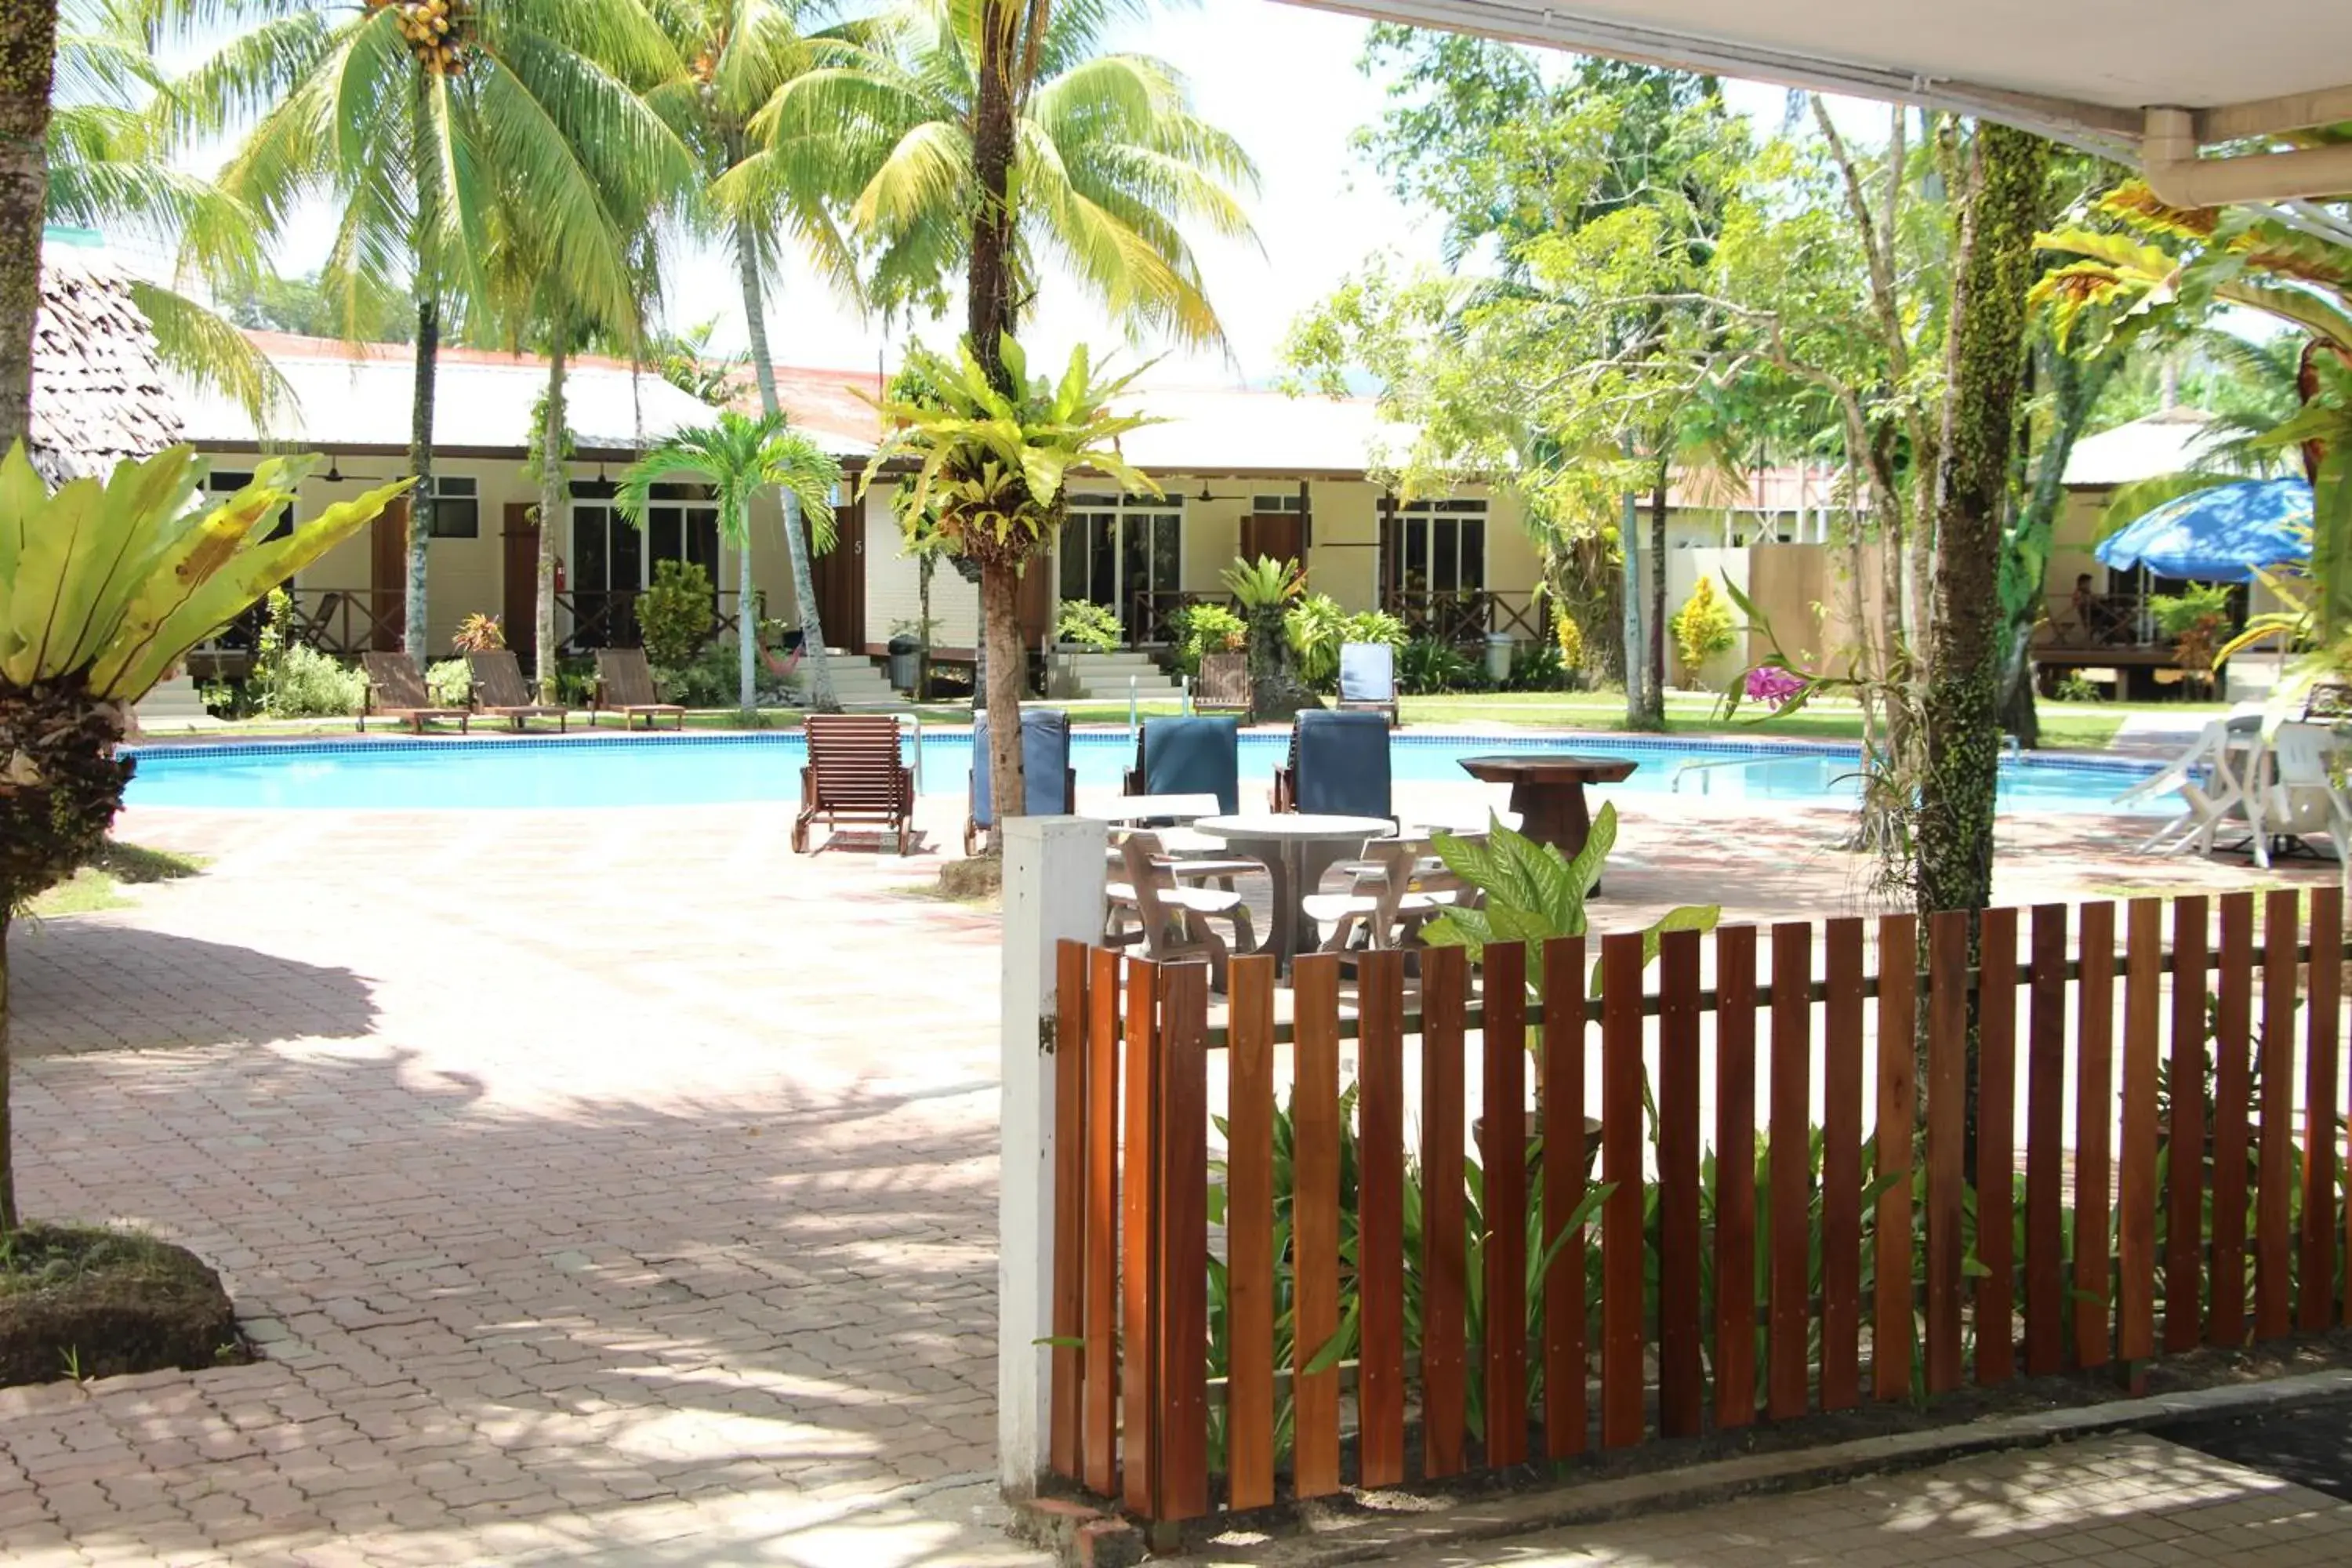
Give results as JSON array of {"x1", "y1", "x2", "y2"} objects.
[{"x1": 27, "y1": 245, "x2": 183, "y2": 484}]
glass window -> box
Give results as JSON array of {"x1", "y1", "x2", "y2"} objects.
[
  {"x1": 1056, "y1": 495, "x2": 1185, "y2": 641},
  {"x1": 427, "y1": 474, "x2": 480, "y2": 539},
  {"x1": 1390, "y1": 498, "x2": 1489, "y2": 603}
]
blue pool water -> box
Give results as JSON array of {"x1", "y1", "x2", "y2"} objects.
[{"x1": 120, "y1": 731, "x2": 2176, "y2": 815}]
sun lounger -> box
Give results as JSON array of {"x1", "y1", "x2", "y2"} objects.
[
  {"x1": 591, "y1": 648, "x2": 686, "y2": 731},
  {"x1": 793, "y1": 713, "x2": 915, "y2": 854},
  {"x1": 1191, "y1": 652, "x2": 1251, "y2": 715},
  {"x1": 358, "y1": 652, "x2": 469, "y2": 734},
  {"x1": 466, "y1": 650, "x2": 568, "y2": 732},
  {"x1": 1336, "y1": 642, "x2": 1400, "y2": 726},
  {"x1": 967, "y1": 708, "x2": 1077, "y2": 855},
  {"x1": 1271, "y1": 710, "x2": 1394, "y2": 823}
]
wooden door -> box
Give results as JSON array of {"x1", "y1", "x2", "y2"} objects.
[
  {"x1": 810, "y1": 516, "x2": 866, "y2": 652},
  {"x1": 502, "y1": 503, "x2": 538, "y2": 671},
  {"x1": 370, "y1": 499, "x2": 408, "y2": 652},
  {"x1": 1240, "y1": 514, "x2": 1306, "y2": 574}
]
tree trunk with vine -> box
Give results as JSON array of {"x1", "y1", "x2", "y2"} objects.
[
  {"x1": 1642, "y1": 474, "x2": 1669, "y2": 724},
  {"x1": 405, "y1": 80, "x2": 440, "y2": 658},
  {"x1": 0, "y1": 2, "x2": 56, "y2": 456},
  {"x1": 536, "y1": 324, "x2": 565, "y2": 703},
  {"x1": 1916, "y1": 123, "x2": 2052, "y2": 923},
  {"x1": 1, "y1": 913, "x2": 14, "y2": 1232},
  {"x1": 1998, "y1": 337, "x2": 2117, "y2": 747}
]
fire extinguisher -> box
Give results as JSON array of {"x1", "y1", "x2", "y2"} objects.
[{"x1": 554, "y1": 557, "x2": 567, "y2": 594}]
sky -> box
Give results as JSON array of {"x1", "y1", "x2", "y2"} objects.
[{"x1": 162, "y1": 0, "x2": 1882, "y2": 390}]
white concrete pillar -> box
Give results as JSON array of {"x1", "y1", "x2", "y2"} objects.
[{"x1": 997, "y1": 815, "x2": 1110, "y2": 1498}]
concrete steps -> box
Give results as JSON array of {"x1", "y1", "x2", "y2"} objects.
[
  {"x1": 800, "y1": 652, "x2": 908, "y2": 710},
  {"x1": 1052, "y1": 650, "x2": 1182, "y2": 700},
  {"x1": 133, "y1": 673, "x2": 220, "y2": 731}
]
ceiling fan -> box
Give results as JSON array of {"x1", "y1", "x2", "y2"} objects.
[
  {"x1": 321, "y1": 456, "x2": 390, "y2": 485},
  {"x1": 1189, "y1": 481, "x2": 1251, "y2": 503}
]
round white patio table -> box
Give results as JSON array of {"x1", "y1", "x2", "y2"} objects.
[{"x1": 1191, "y1": 813, "x2": 1394, "y2": 972}]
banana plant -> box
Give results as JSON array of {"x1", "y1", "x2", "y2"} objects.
[{"x1": 0, "y1": 441, "x2": 406, "y2": 1230}]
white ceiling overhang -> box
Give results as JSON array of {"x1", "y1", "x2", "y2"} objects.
[{"x1": 1283, "y1": 0, "x2": 2352, "y2": 205}]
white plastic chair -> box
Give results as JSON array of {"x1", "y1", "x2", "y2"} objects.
[
  {"x1": 2130, "y1": 716, "x2": 2262, "y2": 857},
  {"x1": 2263, "y1": 724, "x2": 2352, "y2": 886}
]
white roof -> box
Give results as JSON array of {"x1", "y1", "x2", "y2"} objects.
[
  {"x1": 1111, "y1": 387, "x2": 1414, "y2": 476},
  {"x1": 172, "y1": 333, "x2": 871, "y2": 458},
  {"x1": 1286, "y1": 1, "x2": 2352, "y2": 152},
  {"x1": 2061, "y1": 408, "x2": 2223, "y2": 488}
]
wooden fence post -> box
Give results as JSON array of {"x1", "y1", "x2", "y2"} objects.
[{"x1": 998, "y1": 815, "x2": 1108, "y2": 1499}]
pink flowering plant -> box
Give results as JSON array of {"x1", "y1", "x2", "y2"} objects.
[{"x1": 1744, "y1": 665, "x2": 1807, "y2": 709}]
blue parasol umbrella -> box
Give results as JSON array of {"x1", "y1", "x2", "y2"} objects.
[{"x1": 2096, "y1": 477, "x2": 2313, "y2": 582}]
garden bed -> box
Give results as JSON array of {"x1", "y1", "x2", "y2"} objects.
[{"x1": 0, "y1": 1225, "x2": 248, "y2": 1388}]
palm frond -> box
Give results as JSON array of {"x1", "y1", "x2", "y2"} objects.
[{"x1": 129, "y1": 279, "x2": 299, "y2": 431}]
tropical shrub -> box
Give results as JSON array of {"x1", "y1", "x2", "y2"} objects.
[
  {"x1": 2053, "y1": 670, "x2": 2105, "y2": 703},
  {"x1": 452, "y1": 612, "x2": 505, "y2": 652},
  {"x1": 1283, "y1": 593, "x2": 1347, "y2": 686},
  {"x1": 659, "y1": 644, "x2": 740, "y2": 708},
  {"x1": 2152, "y1": 583, "x2": 2234, "y2": 676},
  {"x1": 636, "y1": 559, "x2": 714, "y2": 670},
  {"x1": 1506, "y1": 637, "x2": 1568, "y2": 691},
  {"x1": 424, "y1": 659, "x2": 471, "y2": 709},
  {"x1": 1216, "y1": 556, "x2": 1317, "y2": 720},
  {"x1": 252, "y1": 590, "x2": 365, "y2": 718},
  {"x1": 1170, "y1": 602, "x2": 1246, "y2": 676},
  {"x1": 1054, "y1": 598, "x2": 1123, "y2": 652},
  {"x1": 1397, "y1": 635, "x2": 1482, "y2": 695},
  {"x1": 1670, "y1": 576, "x2": 1740, "y2": 684}
]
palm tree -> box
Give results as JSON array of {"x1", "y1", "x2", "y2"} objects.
[
  {"x1": 729, "y1": 0, "x2": 1254, "y2": 826},
  {"x1": 47, "y1": 0, "x2": 289, "y2": 419},
  {"x1": 617, "y1": 409, "x2": 842, "y2": 714},
  {"x1": 648, "y1": 0, "x2": 869, "y2": 713},
  {"x1": 154, "y1": 0, "x2": 694, "y2": 657},
  {"x1": 735, "y1": 0, "x2": 1256, "y2": 356},
  {"x1": 867, "y1": 336, "x2": 1156, "y2": 845},
  {"x1": 0, "y1": 3, "x2": 60, "y2": 451}
]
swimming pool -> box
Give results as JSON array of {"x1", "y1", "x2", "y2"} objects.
[{"x1": 120, "y1": 730, "x2": 2176, "y2": 815}]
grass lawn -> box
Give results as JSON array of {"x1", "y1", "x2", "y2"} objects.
[
  {"x1": 27, "y1": 844, "x2": 209, "y2": 919},
  {"x1": 146, "y1": 691, "x2": 2194, "y2": 752}
]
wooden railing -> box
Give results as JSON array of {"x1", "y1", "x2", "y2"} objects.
[
  {"x1": 1049, "y1": 890, "x2": 2350, "y2": 1526},
  {"x1": 1382, "y1": 589, "x2": 1542, "y2": 644}
]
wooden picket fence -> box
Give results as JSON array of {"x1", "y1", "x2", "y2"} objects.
[{"x1": 1045, "y1": 888, "x2": 2352, "y2": 1526}]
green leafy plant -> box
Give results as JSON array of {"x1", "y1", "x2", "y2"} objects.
[
  {"x1": 1054, "y1": 598, "x2": 1123, "y2": 652},
  {"x1": 659, "y1": 643, "x2": 742, "y2": 709},
  {"x1": 1220, "y1": 554, "x2": 1304, "y2": 611},
  {"x1": 2053, "y1": 670, "x2": 2105, "y2": 704},
  {"x1": 1170, "y1": 602, "x2": 1246, "y2": 675},
  {"x1": 1670, "y1": 575, "x2": 1739, "y2": 684},
  {"x1": 1507, "y1": 637, "x2": 1568, "y2": 691},
  {"x1": 424, "y1": 659, "x2": 471, "y2": 710},
  {"x1": 635, "y1": 558, "x2": 715, "y2": 672},
  {"x1": 251, "y1": 590, "x2": 366, "y2": 719},
  {"x1": 1397, "y1": 636, "x2": 1482, "y2": 695},
  {"x1": 1283, "y1": 593, "x2": 1347, "y2": 686}
]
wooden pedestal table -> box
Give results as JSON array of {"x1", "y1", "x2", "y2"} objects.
[
  {"x1": 1455, "y1": 753, "x2": 1639, "y2": 891},
  {"x1": 1189, "y1": 813, "x2": 1393, "y2": 973}
]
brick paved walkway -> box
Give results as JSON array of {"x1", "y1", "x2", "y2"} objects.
[
  {"x1": 3, "y1": 777, "x2": 2336, "y2": 1566},
  {"x1": 1392, "y1": 1432, "x2": 2352, "y2": 1566}
]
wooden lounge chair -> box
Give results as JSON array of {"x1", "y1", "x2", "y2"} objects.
[
  {"x1": 358, "y1": 652, "x2": 470, "y2": 734},
  {"x1": 793, "y1": 713, "x2": 916, "y2": 854},
  {"x1": 591, "y1": 648, "x2": 686, "y2": 731},
  {"x1": 466, "y1": 650, "x2": 568, "y2": 732},
  {"x1": 1192, "y1": 652, "x2": 1251, "y2": 715},
  {"x1": 1105, "y1": 831, "x2": 1254, "y2": 989}
]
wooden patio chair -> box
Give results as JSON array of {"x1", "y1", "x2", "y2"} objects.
[
  {"x1": 466, "y1": 651, "x2": 568, "y2": 732},
  {"x1": 793, "y1": 713, "x2": 916, "y2": 854},
  {"x1": 358, "y1": 652, "x2": 470, "y2": 734},
  {"x1": 1301, "y1": 834, "x2": 1469, "y2": 953},
  {"x1": 1192, "y1": 652, "x2": 1251, "y2": 715},
  {"x1": 590, "y1": 648, "x2": 686, "y2": 731},
  {"x1": 1105, "y1": 831, "x2": 1254, "y2": 989}
]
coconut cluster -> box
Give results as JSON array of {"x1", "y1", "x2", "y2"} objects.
[{"x1": 368, "y1": 0, "x2": 474, "y2": 77}]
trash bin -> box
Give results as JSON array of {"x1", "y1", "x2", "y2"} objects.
[
  {"x1": 1484, "y1": 630, "x2": 1514, "y2": 685},
  {"x1": 887, "y1": 633, "x2": 920, "y2": 691}
]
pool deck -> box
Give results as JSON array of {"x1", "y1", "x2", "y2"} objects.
[{"x1": 2, "y1": 779, "x2": 2336, "y2": 1566}]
